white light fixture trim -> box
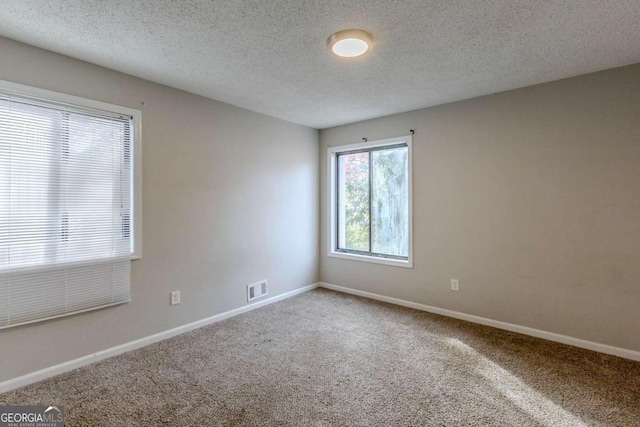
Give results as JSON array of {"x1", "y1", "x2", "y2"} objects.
[{"x1": 327, "y1": 29, "x2": 373, "y2": 58}]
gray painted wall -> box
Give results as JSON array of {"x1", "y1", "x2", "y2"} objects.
[
  {"x1": 320, "y1": 64, "x2": 640, "y2": 352},
  {"x1": 0, "y1": 37, "x2": 319, "y2": 382}
]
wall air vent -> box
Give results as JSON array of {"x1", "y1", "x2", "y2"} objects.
[{"x1": 247, "y1": 280, "x2": 268, "y2": 302}]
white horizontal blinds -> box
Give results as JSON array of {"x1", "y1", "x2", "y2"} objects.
[{"x1": 0, "y1": 92, "x2": 131, "y2": 328}]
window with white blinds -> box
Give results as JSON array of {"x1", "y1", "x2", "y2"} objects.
[{"x1": 0, "y1": 81, "x2": 141, "y2": 329}]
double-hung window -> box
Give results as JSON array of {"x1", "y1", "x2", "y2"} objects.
[
  {"x1": 328, "y1": 135, "x2": 412, "y2": 268},
  {"x1": 0, "y1": 80, "x2": 141, "y2": 328}
]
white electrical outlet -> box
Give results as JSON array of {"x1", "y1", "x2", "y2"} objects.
[
  {"x1": 451, "y1": 279, "x2": 460, "y2": 292},
  {"x1": 170, "y1": 290, "x2": 181, "y2": 305}
]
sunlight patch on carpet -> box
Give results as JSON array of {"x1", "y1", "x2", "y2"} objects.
[{"x1": 447, "y1": 338, "x2": 587, "y2": 427}]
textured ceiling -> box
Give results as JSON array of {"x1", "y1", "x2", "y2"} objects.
[{"x1": 1, "y1": 1, "x2": 639, "y2": 129}]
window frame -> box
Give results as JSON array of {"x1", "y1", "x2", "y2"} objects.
[
  {"x1": 327, "y1": 135, "x2": 413, "y2": 268},
  {"x1": 0, "y1": 79, "x2": 143, "y2": 260}
]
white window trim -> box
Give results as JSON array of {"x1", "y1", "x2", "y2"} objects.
[
  {"x1": 327, "y1": 134, "x2": 413, "y2": 268},
  {"x1": 0, "y1": 79, "x2": 143, "y2": 260}
]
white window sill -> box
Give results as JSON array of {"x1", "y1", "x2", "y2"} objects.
[{"x1": 328, "y1": 250, "x2": 413, "y2": 269}]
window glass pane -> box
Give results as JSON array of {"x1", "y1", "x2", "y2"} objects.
[
  {"x1": 371, "y1": 146, "x2": 409, "y2": 257},
  {"x1": 63, "y1": 113, "x2": 130, "y2": 263},
  {"x1": 0, "y1": 101, "x2": 7, "y2": 269},
  {"x1": 1, "y1": 101, "x2": 62, "y2": 268},
  {"x1": 0, "y1": 99, "x2": 132, "y2": 270},
  {"x1": 337, "y1": 152, "x2": 369, "y2": 252}
]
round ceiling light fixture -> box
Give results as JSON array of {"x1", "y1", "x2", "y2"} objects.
[{"x1": 327, "y1": 29, "x2": 373, "y2": 58}]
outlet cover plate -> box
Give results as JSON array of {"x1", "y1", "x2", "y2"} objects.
[{"x1": 170, "y1": 290, "x2": 181, "y2": 305}]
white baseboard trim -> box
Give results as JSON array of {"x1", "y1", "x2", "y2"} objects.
[
  {"x1": 319, "y1": 282, "x2": 640, "y2": 362},
  {"x1": 0, "y1": 282, "x2": 319, "y2": 394}
]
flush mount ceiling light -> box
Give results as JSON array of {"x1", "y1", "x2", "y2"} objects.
[{"x1": 327, "y1": 29, "x2": 373, "y2": 58}]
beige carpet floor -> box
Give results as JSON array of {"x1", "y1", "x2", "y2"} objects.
[{"x1": 2, "y1": 288, "x2": 640, "y2": 426}]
